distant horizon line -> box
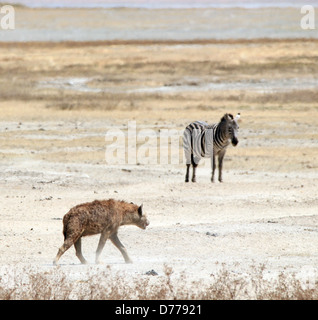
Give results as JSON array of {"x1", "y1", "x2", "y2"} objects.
[{"x1": 1, "y1": 38, "x2": 317, "y2": 46}]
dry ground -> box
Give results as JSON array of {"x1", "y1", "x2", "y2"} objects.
[{"x1": 0, "y1": 37, "x2": 318, "y2": 298}]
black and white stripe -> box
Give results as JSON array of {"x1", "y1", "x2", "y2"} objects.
[{"x1": 183, "y1": 113, "x2": 240, "y2": 183}]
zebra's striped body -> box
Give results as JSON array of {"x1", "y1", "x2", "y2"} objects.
[{"x1": 183, "y1": 113, "x2": 240, "y2": 183}]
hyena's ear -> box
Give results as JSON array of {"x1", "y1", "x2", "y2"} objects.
[{"x1": 138, "y1": 204, "x2": 143, "y2": 216}]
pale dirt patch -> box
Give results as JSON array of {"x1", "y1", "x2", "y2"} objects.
[{"x1": 0, "y1": 36, "x2": 317, "y2": 297}]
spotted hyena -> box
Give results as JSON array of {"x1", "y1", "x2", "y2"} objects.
[{"x1": 53, "y1": 199, "x2": 149, "y2": 265}]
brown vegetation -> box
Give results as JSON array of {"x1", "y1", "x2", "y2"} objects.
[{"x1": 1, "y1": 264, "x2": 318, "y2": 300}]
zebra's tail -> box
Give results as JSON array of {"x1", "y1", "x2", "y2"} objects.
[{"x1": 183, "y1": 128, "x2": 192, "y2": 165}]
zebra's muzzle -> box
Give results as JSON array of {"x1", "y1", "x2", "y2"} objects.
[{"x1": 232, "y1": 137, "x2": 239, "y2": 146}]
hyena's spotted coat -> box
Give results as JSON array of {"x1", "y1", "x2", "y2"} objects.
[{"x1": 53, "y1": 199, "x2": 149, "y2": 265}]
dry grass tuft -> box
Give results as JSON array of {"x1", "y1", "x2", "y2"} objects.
[{"x1": 0, "y1": 264, "x2": 317, "y2": 300}]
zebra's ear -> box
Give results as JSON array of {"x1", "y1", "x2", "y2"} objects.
[{"x1": 221, "y1": 113, "x2": 228, "y2": 122}]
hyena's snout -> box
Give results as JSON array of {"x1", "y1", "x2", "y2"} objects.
[{"x1": 140, "y1": 217, "x2": 150, "y2": 229}]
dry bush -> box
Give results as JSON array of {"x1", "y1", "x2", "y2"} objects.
[{"x1": 0, "y1": 264, "x2": 317, "y2": 300}]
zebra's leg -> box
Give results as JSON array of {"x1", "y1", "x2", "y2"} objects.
[
  {"x1": 211, "y1": 155, "x2": 216, "y2": 182},
  {"x1": 218, "y1": 150, "x2": 226, "y2": 182},
  {"x1": 191, "y1": 154, "x2": 198, "y2": 182},
  {"x1": 192, "y1": 163, "x2": 198, "y2": 182},
  {"x1": 183, "y1": 135, "x2": 192, "y2": 183},
  {"x1": 185, "y1": 164, "x2": 190, "y2": 182}
]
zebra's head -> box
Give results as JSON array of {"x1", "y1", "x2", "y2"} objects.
[{"x1": 221, "y1": 113, "x2": 240, "y2": 147}]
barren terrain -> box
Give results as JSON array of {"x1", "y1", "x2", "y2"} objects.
[{"x1": 0, "y1": 19, "x2": 318, "y2": 297}]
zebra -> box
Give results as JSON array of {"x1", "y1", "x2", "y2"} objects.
[{"x1": 183, "y1": 113, "x2": 240, "y2": 183}]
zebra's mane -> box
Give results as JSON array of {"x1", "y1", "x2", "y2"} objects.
[{"x1": 221, "y1": 113, "x2": 234, "y2": 122}]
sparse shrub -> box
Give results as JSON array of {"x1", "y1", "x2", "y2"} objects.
[{"x1": 0, "y1": 264, "x2": 317, "y2": 300}]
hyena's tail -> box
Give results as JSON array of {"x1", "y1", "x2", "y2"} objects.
[
  {"x1": 63, "y1": 226, "x2": 67, "y2": 240},
  {"x1": 62, "y1": 213, "x2": 72, "y2": 240}
]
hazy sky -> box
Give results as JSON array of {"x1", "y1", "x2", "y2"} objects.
[{"x1": 4, "y1": 0, "x2": 316, "y2": 8}]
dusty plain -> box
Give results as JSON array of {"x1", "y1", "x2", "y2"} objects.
[{"x1": 0, "y1": 30, "x2": 318, "y2": 296}]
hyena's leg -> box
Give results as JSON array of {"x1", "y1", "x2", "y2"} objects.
[
  {"x1": 74, "y1": 237, "x2": 88, "y2": 264},
  {"x1": 110, "y1": 233, "x2": 132, "y2": 263},
  {"x1": 53, "y1": 236, "x2": 77, "y2": 265},
  {"x1": 95, "y1": 230, "x2": 111, "y2": 264}
]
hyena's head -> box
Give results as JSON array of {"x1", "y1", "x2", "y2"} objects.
[
  {"x1": 222, "y1": 113, "x2": 240, "y2": 147},
  {"x1": 134, "y1": 204, "x2": 149, "y2": 230}
]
